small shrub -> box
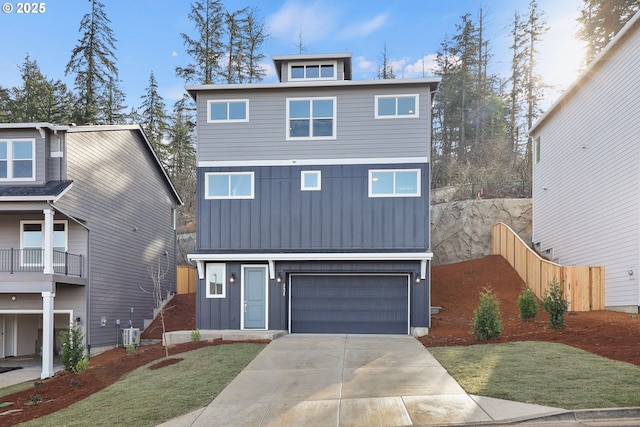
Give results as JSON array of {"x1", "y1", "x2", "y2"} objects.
[
  {"x1": 191, "y1": 329, "x2": 201, "y2": 342},
  {"x1": 542, "y1": 281, "x2": 569, "y2": 329},
  {"x1": 73, "y1": 356, "x2": 90, "y2": 374},
  {"x1": 60, "y1": 325, "x2": 86, "y2": 373},
  {"x1": 471, "y1": 288, "x2": 503, "y2": 341},
  {"x1": 126, "y1": 344, "x2": 137, "y2": 355},
  {"x1": 518, "y1": 287, "x2": 538, "y2": 321}
]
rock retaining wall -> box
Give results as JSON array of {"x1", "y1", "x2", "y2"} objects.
[{"x1": 431, "y1": 198, "x2": 532, "y2": 266}]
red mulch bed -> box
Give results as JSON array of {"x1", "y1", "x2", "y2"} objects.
[{"x1": 3, "y1": 257, "x2": 640, "y2": 425}]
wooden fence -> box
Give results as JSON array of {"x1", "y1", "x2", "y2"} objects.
[
  {"x1": 176, "y1": 265, "x2": 196, "y2": 294},
  {"x1": 491, "y1": 223, "x2": 604, "y2": 311}
]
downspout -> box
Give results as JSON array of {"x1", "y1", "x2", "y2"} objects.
[{"x1": 48, "y1": 203, "x2": 91, "y2": 353}]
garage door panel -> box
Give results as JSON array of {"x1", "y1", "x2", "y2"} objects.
[{"x1": 291, "y1": 275, "x2": 408, "y2": 334}]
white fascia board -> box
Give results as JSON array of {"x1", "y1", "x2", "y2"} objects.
[
  {"x1": 198, "y1": 157, "x2": 428, "y2": 168},
  {"x1": 188, "y1": 252, "x2": 433, "y2": 262}
]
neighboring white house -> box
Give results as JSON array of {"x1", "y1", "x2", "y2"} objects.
[{"x1": 530, "y1": 10, "x2": 640, "y2": 312}]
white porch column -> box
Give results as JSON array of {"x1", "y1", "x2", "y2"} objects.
[
  {"x1": 41, "y1": 291, "x2": 56, "y2": 379},
  {"x1": 43, "y1": 208, "x2": 54, "y2": 274}
]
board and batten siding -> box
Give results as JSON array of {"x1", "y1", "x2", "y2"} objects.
[
  {"x1": 195, "y1": 84, "x2": 432, "y2": 162},
  {"x1": 55, "y1": 128, "x2": 179, "y2": 347},
  {"x1": 532, "y1": 18, "x2": 640, "y2": 309},
  {"x1": 198, "y1": 163, "x2": 429, "y2": 252}
]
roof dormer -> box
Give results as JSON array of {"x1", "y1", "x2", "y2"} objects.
[{"x1": 272, "y1": 53, "x2": 352, "y2": 83}]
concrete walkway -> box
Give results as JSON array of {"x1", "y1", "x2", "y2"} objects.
[{"x1": 157, "y1": 334, "x2": 563, "y2": 427}]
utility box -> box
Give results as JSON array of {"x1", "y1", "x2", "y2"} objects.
[{"x1": 122, "y1": 328, "x2": 140, "y2": 346}]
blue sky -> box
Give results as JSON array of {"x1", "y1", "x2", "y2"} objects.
[{"x1": 0, "y1": 0, "x2": 586, "y2": 112}]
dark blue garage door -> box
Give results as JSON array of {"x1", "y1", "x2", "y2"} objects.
[{"x1": 290, "y1": 275, "x2": 409, "y2": 334}]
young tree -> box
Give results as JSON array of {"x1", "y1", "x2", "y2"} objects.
[
  {"x1": 577, "y1": 0, "x2": 639, "y2": 65},
  {"x1": 65, "y1": 0, "x2": 121, "y2": 124},
  {"x1": 139, "y1": 72, "x2": 168, "y2": 165},
  {"x1": 176, "y1": 0, "x2": 225, "y2": 85}
]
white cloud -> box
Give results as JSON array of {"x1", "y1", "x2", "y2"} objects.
[
  {"x1": 266, "y1": 1, "x2": 340, "y2": 46},
  {"x1": 171, "y1": 51, "x2": 178, "y2": 57},
  {"x1": 404, "y1": 54, "x2": 439, "y2": 78},
  {"x1": 340, "y1": 14, "x2": 388, "y2": 39},
  {"x1": 355, "y1": 55, "x2": 376, "y2": 72}
]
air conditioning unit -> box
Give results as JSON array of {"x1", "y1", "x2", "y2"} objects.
[{"x1": 122, "y1": 328, "x2": 140, "y2": 346}]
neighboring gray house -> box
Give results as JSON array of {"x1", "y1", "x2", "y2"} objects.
[
  {"x1": 188, "y1": 53, "x2": 439, "y2": 336},
  {"x1": 0, "y1": 123, "x2": 182, "y2": 378},
  {"x1": 530, "y1": 11, "x2": 640, "y2": 312}
]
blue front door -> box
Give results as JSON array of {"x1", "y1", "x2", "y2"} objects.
[{"x1": 243, "y1": 266, "x2": 267, "y2": 329}]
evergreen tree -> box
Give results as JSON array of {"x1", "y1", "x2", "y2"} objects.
[
  {"x1": 65, "y1": 0, "x2": 121, "y2": 124},
  {"x1": 11, "y1": 55, "x2": 74, "y2": 123},
  {"x1": 0, "y1": 87, "x2": 12, "y2": 123},
  {"x1": 139, "y1": 72, "x2": 168, "y2": 165},
  {"x1": 243, "y1": 8, "x2": 268, "y2": 83},
  {"x1": 507, "y1": 11, "x2": 527, "y2": 167},
  {"x1": 102, "y1": 76, "x2": 127, "y2": 124},
  {"x1": 166, "y1": 96, "x2": 196, "y2": 226},
  {"x1": 176, "y1": 0, "x2": 225, "y2": 85},
  {"x1": 222, "y1": 7, "x2": 247, "y2": 84},
  {"x1": 377, "y1": 44, "x2": 396, "y2": 79},
  {"x1": 577, "y1": 0, "x2": 639, "y2": 65}
]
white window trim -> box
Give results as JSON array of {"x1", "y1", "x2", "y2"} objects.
[
  {"x1": 19, "y1": 220, "x2": 68, "y2": 266},
  {"x1": 374, "y1": 94, "x2": 419, "y2": 119},
  {"x1": 204, "y1": 171, "x2": 255, "y2": 199},
  {"x1": 368, "y1": 169, "x2": 421, "y2": 198},
  {"x1": 301, "y1": 170, "x2": 322, "y2": 191},
  {"x1": 206, "y1": 99, "x2": 249, "y2": 123},
  {"x1": 0, "y1": 139, "x2": 36, "y2": 181},
  {"x1": 286, "y1": 97, "x2": 337, "y2": 141},
  {"x1": 205, "y1": 263, "x2": 226, "y2": 298},
  {"x1": 288, "y1": 61, "x2": 337, "y2": 81}
]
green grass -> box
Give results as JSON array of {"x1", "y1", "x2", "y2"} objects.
[
  {"x1": 20, "y1": 342, "x2": 266, "y2": 427},
  {"x1": 429, "y1": 341, "x2": 640, "y2": 409}
]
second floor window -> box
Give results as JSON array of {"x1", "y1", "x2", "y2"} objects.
[
  {"x1": 207, "y1": 100, "x2": 249, "y2": 122},
  {"x1": 0, "y1": 139, "x2": 35, "y2": 180},
  {"x1": 205, "y1": 172, "x2": 254, "y2": 199},
  {"x1": 287, "y1": 97, "x2": 336, "y2": 140},
  {"x1": 375, "y1": 95, "x2": 419, "y2": 118}
]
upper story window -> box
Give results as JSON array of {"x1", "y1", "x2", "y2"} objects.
[
  {"x1": 368, "y1": 169, "x2": 421, "y2": 198},
  {"x1": 207, "y1": 100, "x2": 249, "y2": 122},
  {"x1": 375, "y1": 95, "x2": 419, "y2": 119},
  {"x1": 287, "y1": 97, "x2": 336, "y2": 140},
  {"x1": 301, "y1": 170, "x2": 321, "y2": 191},
  {"x1": 0, "y1": 139, "x2": 35, "y2": 181},
  {"x1": 205, "y1": 172, "x2": 254, "y2": 199},
  {"x1": 289, "y1": 62, "x2": 336, "y2": 81},
  {"x1": 20, "y1": 220, "x2": 68, "y2": 266}
]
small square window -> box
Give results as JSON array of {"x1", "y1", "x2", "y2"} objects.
[
  {"x1": 287, "y1": 97, "x2": 336, "y2": 140},
  {"x1": 206, "y1": 263, "x2": 226, "y2": 298},
  {"x1": 301, "y1": 171, "x2": 321, "y2": 191}
]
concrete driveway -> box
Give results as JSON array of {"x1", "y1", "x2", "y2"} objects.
[{"x1": 160, "y1": 334, "x2": 561, "y2": 427}]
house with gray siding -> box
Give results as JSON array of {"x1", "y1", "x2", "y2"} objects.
[
  {"x1": 188, "y1": 53, "x2": 439, "y2": 336},
  {"x1": 0, "y1": 123, "x2": 182, "y2": 378},
  {"x1": 530, "y1": 11, "x2": 640, "y2": 312}
]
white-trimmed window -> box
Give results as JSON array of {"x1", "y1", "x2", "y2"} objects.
[
  {"x1": 369, "y1": 169, "x2": 421, "y2": 197},
  {"x1": 20, "y1": 220, "x2": 68, "y2": 266},
  {"x1": 207, "y1": 99, "x2": 249, "y2": 122},
  {"x1": 0, "y1": 139, "x2": 35, "y2": 180},
  {"x1": 287, "y1": 97, "x2": 336, "y2": 140},
  {"x1": 289, "y1": 62, "x2": 336, "y2": 81},
  {"x1": 301, "y1": 170, "x2": 321, "y2": 191},
  {"x1": 205, "y1": 172, "x2": 254, "y2": 199},
  {"x1": 206, "y1": 263, "x2": 226, "y2": 298},
  {"x1": 375, "y1": 95, "x2": 419, "y2": 118}
]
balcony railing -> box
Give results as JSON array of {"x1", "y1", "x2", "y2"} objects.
[{"x1": 0, "y1": 249, "x2": 83, "y2": 277}]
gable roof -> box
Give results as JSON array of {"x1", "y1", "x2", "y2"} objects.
[
  {"x1": 65, "y1": 125, "x2": 183, "y2": 206},
  {"x1": 530, "y1": 10, "x2": 640, "y2": 134}
]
